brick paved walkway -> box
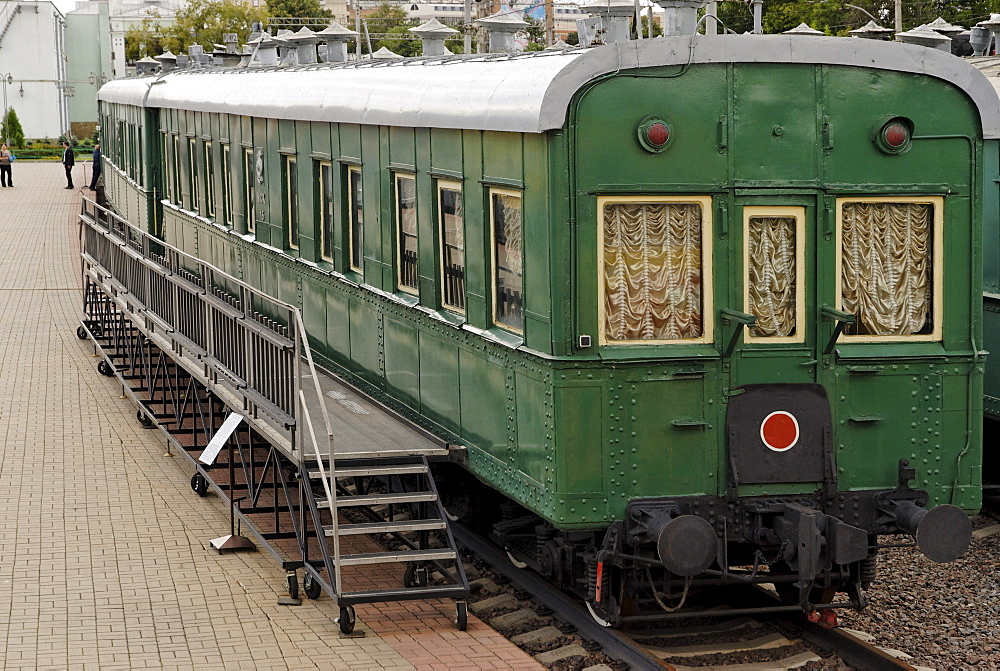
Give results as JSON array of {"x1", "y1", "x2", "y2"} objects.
[{"x1": 0, "y1": 163, "x2": 541, "y2": 670}]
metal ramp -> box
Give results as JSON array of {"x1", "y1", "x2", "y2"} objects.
[{"x1": 77, "y1": 199, "x2": 469, "y2": 633}]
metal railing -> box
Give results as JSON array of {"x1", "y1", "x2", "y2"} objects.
[{"x1": 79, "y1": 198, "x2": 334, "y2": 474}]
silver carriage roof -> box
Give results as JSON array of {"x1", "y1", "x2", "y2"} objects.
[{"x1": 100, "y1": 35, "x2": 1000, "y2": 138}]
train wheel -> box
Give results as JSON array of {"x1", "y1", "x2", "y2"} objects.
[
  {"x1": 97, "y1": 359, "x2": 114, "y2": 377},
  {"x1": 76, "y1": 325, "x2": 88, "y2": 340},
  {"x1": 190, "y1": 472, "x2": 208, "y2": 497},
  {"x1": 303, "y1": 572, "x2": 322, "y2": 600},
  {"x1": 455, "y1": 601, "x2": 468, "y2": 631},
  {"x1": 338, "y1": 605, "x2": 356, "y2": 634},
  {"x1": 286, "y1": 573, "x2": 299, "y2": 600}
]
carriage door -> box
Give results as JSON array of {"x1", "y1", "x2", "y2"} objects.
[{"x1": 724, "y1": 199, "x2": 831, "y2": 487}]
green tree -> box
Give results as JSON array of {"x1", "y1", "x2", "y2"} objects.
[
  {"x1": 266, "y1": 0, "x2": 332, "y2": 31},
  {"x1": 523, "y1": 17, "x2": 545, "y2": 50},
  {"x1": 124, "y1": 12, "x2": 170, "y2": 61},
  {"x1": 1, "y1": 107, "x2": 24, "y2": 147},
  {"x1": 362, "y1": 2, "x2": 412, "y2": 55}
]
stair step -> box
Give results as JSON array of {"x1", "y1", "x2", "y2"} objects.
[
  {"x1": 341, "y1": 585, "x2": 468, "y2": 603},
  {"x1": 308, "y1": 464, "x2": 429, "y2": 479},
  {"x1": 329, "y1": 519, "x2": 446, "y2": 537},
  {"x1": 318, "y1": 491, "x2": 437, "y2": 509},
  {"x1": 339, "y1": 548, "x2": 456, "y2": 567}
]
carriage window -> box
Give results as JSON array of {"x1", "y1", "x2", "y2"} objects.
[
  {"x1": 839, "y1": 198, "x2": 940, "y2": 339},
  {"x1": 348, "y1": 167, "x2": 364, "y2": 273},
  {"x1": 204, "y1": 141, "x2": 216, "y2": 219},
  {"x1": 319, "y1": 161, "x2": 334, "y2": 261},
  {"x1": 601, "y1": 197, "x2": 711, "y2": 343},
  {"x1": 243, "y1": 148, "x2": 255, "y2": 233},
  {"x1": 284, "y1": 155, "x2": 299, "y2": 249},
  {"x1": 222, "y1": 144, "x2": 233, "y2": 228},
  {"x1": 188, "y1": 138, "x2": 199, "y2": 211},
  {"x1": 439, "y1": 181, "x2": 464, "y2": 313},
  {"x1": 491, "y1": 189, "x2": 523, "y2": 332},
  {"x1": 745, "y1": 207, "x2": 803, "y2": 341},
  {"x1": 396, "y1": 174, "x2": 418, "y2": 294}
]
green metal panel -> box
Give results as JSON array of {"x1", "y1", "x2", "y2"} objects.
[
  {"x1": 523, "y1": 133, "x2": 551, "y2": 352},
  {"x1": 384, "y1": 316, "x2": 420, "y2": 405},
  {"x1": 311, "y1": 121, "x2": 331, "y2": 157},
  {"x1": 361, "y1": 124, "x2": 384, "y2": 288},
  {"x1": 417, "y1": 331, "x2": 461, "y2": 434},
  {"x1": 415, "y1": 128, "x2": 436, "y2": 303},
  {"x1": 325, "y1": 288, "x2": 351, "y2": 366},
  {"x1": 459, "y1": 348, "x2": 507, "y2": 462},
  {"x1": 349, "y1": 298, "x2": 381, "y2": 384},
  {"x1": 733, "y1": 65, "x2": 819, "y2": 184},
  {"x1": 515, "y1": 370, "x2": 549, "y2": 486},
  {"x1": 340, "y1": 123, "x2": 362, "y2": 160},
  {"x1": 986, "y1": 298, "x2": 1000, "y2": 420},
  {"x1": 430, "y1": 128, "x2": 463, "y2": 172},
  {"x1": 482, "y1": 131, "x2": 522, "y2": 183},
  {"x1": 823, "y1": 68, "x2": 980, "y2": 190},
  {"x1": 279, "y1": 119, "x2": 296, "y2": 152},
  {"x1": 389, "y1": 126, "x2": 416, "y2": 167},
  {"x1": 264, "y1": 118, "x2": 280, "y2": 248},
  {"x1": 554, "y1": 383, "x2": 604, "y2": 494},
  {"x1": 462, "y1": 129, "x2": 487, "y2": 329}
]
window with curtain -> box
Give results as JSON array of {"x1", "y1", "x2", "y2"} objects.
[
  {"x1": 188, "y1": 138, "x2": 199, "y2": 211},
  {"x1": 439, "y1": 182, "x2": 465, "y2": 312},
  {"x1": 747, "y1": 215, "x2": 796, "y2": 338},
  {"x1": 841, "y1": 201, "x2": 933, "y2": 336},
  {"x1": 492, "y1": 190, "x2": 523, "y2": 331},
  {"x1": 603, "y1": 201, "x2": 703, "y2": 342},
  {"x1": 396, "y1": 175, "x2": 418, "y2": 293}
]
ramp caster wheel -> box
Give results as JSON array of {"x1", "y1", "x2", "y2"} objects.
[
  {"x1": 338, "y1": 605, "x2": 356, "y2": 635},
  {"x1": 76, "y1": 325, "x2": 88, "y2": 340},
  {"x1": 455, "y1": 601, "x2": 468, "y2": 631},
  {"x1": 303, "y1": 572, "x2": 322, "y2": 600},
  {"x1": 97, "y1": 360, "x2": 114, "y2": 376},
  {"x1": 403, "y1": 563, "x2": 428, "y2": 588},
  {"x1": 285, "y1": 573, "x2": 299, "y2": 600},
  {"x1": 190, "y1": 472, "x2": 208, "y2": 497},
  {"x1": 136, "y1": 410, "x2": 153, "y2": 428}
]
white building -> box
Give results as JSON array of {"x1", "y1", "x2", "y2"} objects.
[{"x1": 0, "y1": 0, "x2": 69, "y2": 140}]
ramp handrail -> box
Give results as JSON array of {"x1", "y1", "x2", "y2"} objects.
[{"x1": 78, "y1": 198, "x2": 335, "y2": 488}]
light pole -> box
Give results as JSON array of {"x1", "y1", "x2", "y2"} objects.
[{"x1": 1, "y1": 73, "x2": 13, "y2": 144}]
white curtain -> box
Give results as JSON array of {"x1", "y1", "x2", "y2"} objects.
[
  {"x1": 604, "y1": 202, "x2": 702, "y2": 341},
  {"x1": 841, "y1": 202, "x2": 931, "y2": 336},
  {"x1": 748, "y1": 216, "x2": 796, "y2": 337}
]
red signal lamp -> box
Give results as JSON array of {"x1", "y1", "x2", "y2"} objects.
[
  {"x1": 874, "y1": 116, "x2": 913, "y2": 154},
  {"x1": 636, "y1": 116, "x2": 673, "y2": 154}
]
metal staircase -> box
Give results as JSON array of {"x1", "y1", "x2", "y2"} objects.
[
  {"x1": 302, "y1": 452, "x2": 470, "y2": 633},
  {"x1": 79, "y1": 197, "x2": 469, "y2": 635}
]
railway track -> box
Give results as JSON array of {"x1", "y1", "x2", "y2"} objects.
[{"x1": 453, "y1": 524, "x2": 917, "y2": 670}]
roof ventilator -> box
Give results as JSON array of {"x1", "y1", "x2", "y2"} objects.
[
  {"x1": 410, "y1": 18, "x2": 458, "y2": 57},
  {"x1": 475, "y1": 11, "x2": 527, "y2": 53},
  {"x1": 248, "y1": 33, "x2": 281, "y2": 66},
  {"x1": 653, "y1": 0, "x2": 707, "y2": 37},
  {"x1": 154, "y1": 50, "x2": 177, "y2": 72},
  {"x1": 287, "y1": 26, "x2": 322, "y2": 64},
  {"x1": 316, "y1": 21, "x2": 359, "y2": 63},
  {"x1": 579, "y1": 0, "x2": 635, "y2": 44},
  {"x1": 895, "y1": 24, "x2": 952, "y2": 51},
  {"x1": 848, "y1": 21, "x2": 894, "y2": 40}
]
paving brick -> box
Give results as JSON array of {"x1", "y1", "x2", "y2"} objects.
[{"x1": 0, "y1": 163, "x2": 541, "y2": 670}]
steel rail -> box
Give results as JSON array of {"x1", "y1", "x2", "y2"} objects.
[
  {"x1": 449, "y1": 523, "x2": 664, "y2": 671},
  {"x1": 794, "y1": 618, "x2": 916, "y2": 670}
]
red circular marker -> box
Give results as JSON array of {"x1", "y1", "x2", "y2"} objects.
[
  {"x1": 883, "y1": 123, "x2": 908, "y2": 148},
  {"x1": 647, "y1": 122, "x2": 669, "y2": 147},
  {"x1": 760, "y1": 411, "x2": 799, "y2": 452}
]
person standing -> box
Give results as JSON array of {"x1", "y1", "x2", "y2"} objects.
[
  {"x1": 89, "y1": 142, "x2": 101, "y2": 191},
  {"x1": 62, "y1": 140, "x2": 75, "y2": 189},
  {"x1": 0, "y1": 143, "x2": 13, "y2": 187}
]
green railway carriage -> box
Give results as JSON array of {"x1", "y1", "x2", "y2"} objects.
[{"x1": 98, "y1": 35, "x2": 997, "y2": 623}]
